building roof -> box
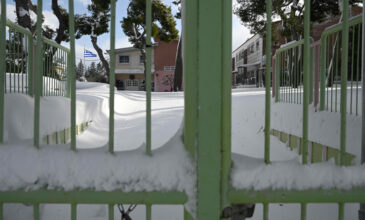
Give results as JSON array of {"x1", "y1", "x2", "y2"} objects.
[{"x1": 107, "y1": 43, "x2": 158, "y2": 54}]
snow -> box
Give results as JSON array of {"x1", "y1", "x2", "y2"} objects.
[
  {"x1": 6, "y1": 73, "x2": 67, "y2": 96},
  {"x1": 18, "y1": 7, "x2": 29, "y2": 17},
  {"x1": 1, "y1": 83, "x2": 364, "y2": 219},
  {"x1": 273, "y1": 88, "x2": 362, "y2": 163},
  {"x1": 232, "y1": 154, "x2": 365, "y2": 190},
  {"x1": 0, "y1": 124, "x2": 195, "y2": 200}
]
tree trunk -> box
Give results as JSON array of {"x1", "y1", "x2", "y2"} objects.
[
  {"x1": 14, "y1": 0, "x2": 32, "y2": 32},
  {"x1": 91, "y1": 35, "x2": 110, "y2": 82},
  {"x1": 140, "y1": 48, "x2": 147, "y2": 91},
  {"x1": 174, "y1": 36, "x2": 183, "y2": 91},
  {"x1": 52, "y1": 0, "x2": 68, "y2": 44}
]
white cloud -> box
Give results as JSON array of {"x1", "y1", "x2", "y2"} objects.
[
  {"x1": 232, "y1": 13, "x2": 252, "y2": 50},
  {"x1": 101, "y1": 37, "x2": 132, "y2": 51},
  {"x1": 42, "y1": 11, "x2": 59, "y2": 31},
  {"x1": 6, "y1": 4, "x2": 17, "y2": 22},
  {"x1": 78, "y1": 0, "x2": 91, "y2": 6},
  {"x1": 6, "y1": 4, "x2": 59, "y2": 32}
]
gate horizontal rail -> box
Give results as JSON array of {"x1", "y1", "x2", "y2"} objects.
[{"x1": 0, "y1": 190, "x2": 187, "y2": 204}]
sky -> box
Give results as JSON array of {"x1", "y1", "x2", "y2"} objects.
[{"x1": 5, "y1": 0, "x2": 251, "y2": 64}]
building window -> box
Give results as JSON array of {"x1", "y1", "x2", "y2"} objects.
[
  {"x1": 119, "y1": 55, "x2": 129, "y2": 64},
  {"x1": 250, "y1": 44, "x2": 254, "y2": 54},
  {"x1": 256, "y1": 41, "x2": 260, "y2": 51},
  {"x1": 164, "y1": 66, "x2": 175, "y2": 71},
  {"x1": 133, "y1": 80, "x2": 139, "y2": 86},
  {"x1": 140, "y1": 55, "x2": 144, "y2": 64}
]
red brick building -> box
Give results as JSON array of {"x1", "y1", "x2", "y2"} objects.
[{"x1": 153, "y1": 38, "x2": 179, "y2": 92}]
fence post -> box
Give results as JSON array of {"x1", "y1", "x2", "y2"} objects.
[
  {"x1": 0, "y1": 0, "x2": 6, "y2": 143},
  {"x1": 27, "y1": 35, "x2": 34, "y2": 96},
  {"x1": 340, "y1": 0, "x2": 349, "y2": 166},
  {"x1": 109, "y1": 0, "x2": 116, "y2": 154},
  {"x1": 34, "y1": 0, "x2": 43, "y2": 148},
  {"x1": 68, "y1": 0, "x2": 76, "y2": 151}
]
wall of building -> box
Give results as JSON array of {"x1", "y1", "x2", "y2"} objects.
[
  {"x1": 114, "y1": 47, "x2": 155, "y2": 91},
  {"x1": 114, "y1": 48, "x2": 155, "y2": 72},
  {"x1": 154, "y1": 38, "x2": 179, "y2": 92}
]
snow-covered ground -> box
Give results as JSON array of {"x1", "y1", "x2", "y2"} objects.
[{"x1": 2, "y1": 83, "x2": 364, "y2": 219}]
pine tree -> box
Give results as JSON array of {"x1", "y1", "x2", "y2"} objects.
[
  {"x1": 75, "y1": 0, "x2": 112, "y2": 82},
  {"x1": 76, "y1": 60, "x2": 85, "y2": 80},
  {"x1": 234, "y1": 0, "x2": 362, "y2": 41},
  {"x1": 121, "y1": 0, "x2": 178, "y2": 80},
  {"x1": 87, "y1": 62, "x2": 97, "y2": 78},
  {"x1": 96, "y1": 62, "x2": 105, "y2": 76}
]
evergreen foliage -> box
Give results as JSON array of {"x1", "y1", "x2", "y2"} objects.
[
  {"x1": 234, "y1": 0, "x2": 362, "y2": 41},
  {"x1": 75, "y1": 0, "x2": 113, "y2": 82},
  {"x1": 121, "y1": 0, "x2": 178, "y2": 78}
]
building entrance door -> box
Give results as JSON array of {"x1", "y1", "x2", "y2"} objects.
[{"x1": 125, "y1": 79, "x2": 140, "y2": 90}]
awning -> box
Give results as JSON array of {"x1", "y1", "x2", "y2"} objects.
[{"x1": 237, "y1": 61, "x2": 262, "y2": 68}]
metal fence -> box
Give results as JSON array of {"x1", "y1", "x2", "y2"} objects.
[
  {"x1": 5, "y1": 19, "x2": 69, "y2": 97},
  {"x1": 0, "y1": 0, "x2": 364, "y2": 220},
  {"x1": 274, "y1": 40, "x2": 306, "y2": 104},
  {"x1": 320, "y1": 15, "x2": 363, "y2": 115}
]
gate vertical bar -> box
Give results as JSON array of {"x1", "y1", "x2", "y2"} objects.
[
  {"x1": 183, "y1": 0, "x2": 198, "y2": 217},
  {"x1": 183, "y1": 0, "x2": 198, "y2": 157},
  {"x1": 302, "y1": 0, "x2": 310, "y2": 164},
  {"x1": 34, "y1": 0, "x2": 43, "y2": 148},
  {"x1": 221, "y1": 0, "x2": 232, "y2": 213},
  {"x1": 359, "y1": 0, "x2": 365, "y2": 218},
  {"x1": 275, "y1": 53, "x2": 280, "y2": 102},
  {"x1": 340, "y1": 0, "x2": 349, "y2": 166},
  {"x1": 27, "y1": 35, "x2": 33, "y2": 96},
  {"x1": 109, "y1": 0, "x2": 116, "y2": 154},
  {"x1": 197, "y1": 0, "x2": 224, "y2": 218},
  {"x1": 0, "y1": 0, "x2": 5, "y2": 143},
  {"x1": 301, "y1": 203, "x2": 307, "y2": 220},
  {"x1": 69, "y1": 0, "x2": 76, "y2": 151},
  {"x1": 33, "y1": 204, "x2": 40, "y2": 220},
  {"x1": 310, "y1": 47, "x2": 314, "y2": 104},
  {"x1": 108, "y1": 204, "x2": 114, "y2": 220},
  {"x1": 71, "y1": 204, "x2": 76, "y2": 220},
  {"x1": 145, "y1": 0, "x2": 152, "y2": 156},
  {"x1": 339, "y1": 202, "x2": 344, "y2": 220},
  {"x1": 265, "y1": 0, "x2": 272, "y2": 164},
  {"x1": 146, "y1": 204, "x2": 151, "y2": 220}
]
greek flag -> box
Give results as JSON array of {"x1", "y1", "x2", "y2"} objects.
[{"x1": 84, "y1": 49, "x2": 97, "y2": 58}]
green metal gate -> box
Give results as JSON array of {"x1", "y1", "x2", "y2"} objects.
[{"x1": 0, "y1": 0, "x2": 364, "y2": 220}]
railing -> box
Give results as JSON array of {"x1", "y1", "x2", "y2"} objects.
[
  {"x1": 0, "y1": 0, "x2": 364, "y2": 220},
  {"x1": 5, "y1": 19, "x2": 70, "y2": 97},
  {"x1": 274, "y1": 39, "x2": 306, "y2": 104},
  {"x1": 42, "y1": 38, "x2": 69, "y2": 97},
  {"x1": 320, "y1": 14, "x2": 363, "y2": 115},
  {"x1": 5, "y1": 20, "x2": 33, "y2": 95}
]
